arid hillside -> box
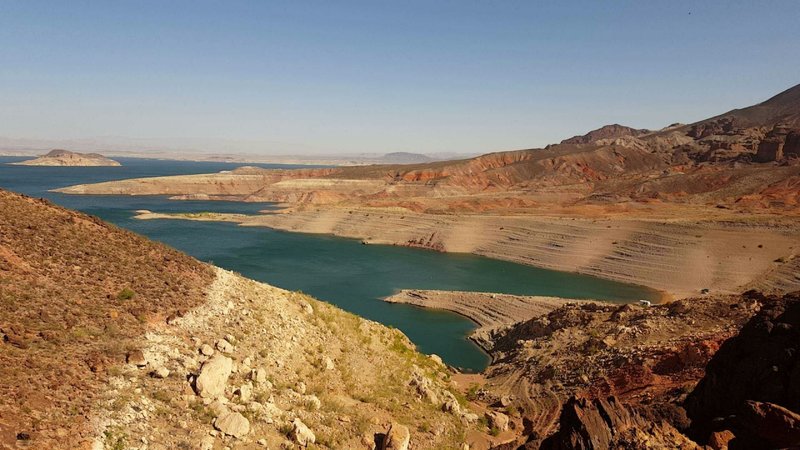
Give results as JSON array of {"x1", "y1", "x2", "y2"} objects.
[
  {"x1": 0, "y1": 189, "x2": 483, "y2": 449},
  {"x1": 0, "y1": 189, "x2": 214, "y2": 447}
]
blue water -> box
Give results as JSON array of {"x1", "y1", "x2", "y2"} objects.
[{"x1": 0, "y1": 156, "x2": 659, "y2": 371}]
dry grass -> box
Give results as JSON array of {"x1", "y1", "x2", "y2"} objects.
[{"x1": 0, "y1": 189, "x2": 214, "y2": 448}]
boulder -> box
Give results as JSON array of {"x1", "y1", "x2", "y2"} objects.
[
  {"x1": 214, "y1": 411, "x2": 250, "y2": 438},
  {"x1": 380, "y1": 422, "x2": 410, "y2": 450},
  {"x1": 195, "y1": 355, "x2": 233, "y2": 399},
  {"x1": 290, "y1": 418, "x2": 315, "y2": 446},
  {"x1": 486, "y1": 410, "x2": 510, "y2": 432},
  {"x1": 200, "y1": 344, "x2": 214, "y2": 356},
  {"x1": 126, "y1": 350, "x2": 147, "y2": 367},
  {"x1": 237, "y1": 383, "x2": 253, "y2": 402},
  {"x1": 151, "y1": 367, "x2": 170, "y2": 379},
  {"x1": 738, "y1": 400, "x2": 800, "y2": 448},
  {"x1": 442, "y1": 398, "x2": 460, "y2": 414},
  {"x1": 216, "y1": 338, "x2": 233, "y2": 353},
  {"x1": 708, "y1": 430, "x2": 735, "y2": 450}
]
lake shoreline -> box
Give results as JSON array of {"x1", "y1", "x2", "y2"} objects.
[
  {"x1": 127, "y1": 205, "x2": 796, "y2": 302},
  {"x1": 384, "y1": 289, "x2": 590, "y2": 355}
]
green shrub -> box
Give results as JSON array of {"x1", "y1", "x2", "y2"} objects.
[{"x1": 117, "y1": 288, "x2": 135, "y2": 300}]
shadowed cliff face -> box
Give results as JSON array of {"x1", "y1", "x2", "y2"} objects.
[{"x1": 684, "y1": 291, "x2": 800, "y2": 449}]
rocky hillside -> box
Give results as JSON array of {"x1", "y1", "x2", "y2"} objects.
[
  {"x1": 472, "y1": 290, "x2": 800, "y2": 449},
  {"x1": 0, "y1": 189, "x2": 213, "y2": 447},
  {"x1": 684, "y1": 291, "x2": 800, "y2": 449},
  {"x1": 480, "y1": 295, "x2": 757, "y2": 448},
  {"x1": 11, "y1": 149, "x2": 121, "y2": 166},
  {"x1": 0, "y1": 189, "x2": 477, "y2": 449}
]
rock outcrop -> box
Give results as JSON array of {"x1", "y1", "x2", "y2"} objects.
[
  {"x1": 561, "y1": 124, "x2": 650, "y2": 145},
  {"x1": 684, "y1": 291, "x2": 800, "y2": 448},
  {"x1": 537, "y1": 396, "x2": 696, "y2": 450}
]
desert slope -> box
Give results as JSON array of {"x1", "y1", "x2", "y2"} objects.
[
  {"x1": 11, "y1": 149, "x2": 121, "y2": 166},
  {"x1": 0, "y1": 189, "x2": 481, "y2": 449}
]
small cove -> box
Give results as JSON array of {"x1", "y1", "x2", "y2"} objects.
[{"x1": 0, "y1": 156, "x2": 661, "y2": 371}]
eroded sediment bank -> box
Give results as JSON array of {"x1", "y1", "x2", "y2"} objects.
[
  {"x1": 133, "y1": 207, "x2": 800, "y2": 300},
  {"x1": 384, "y1": 289, "x2": 585, "y2": 350}
]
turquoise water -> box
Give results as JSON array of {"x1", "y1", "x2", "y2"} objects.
[{"x1": 0, "y1": 156, "x2": 659, "y2": 371}]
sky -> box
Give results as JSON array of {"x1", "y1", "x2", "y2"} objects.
[{"x1": 0, "y1": 1, "x2": 798, "y2": 156}]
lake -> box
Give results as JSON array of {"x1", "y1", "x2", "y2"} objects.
[{"x1": 0, "y1": 156, "x2": 660, "y2": 371}]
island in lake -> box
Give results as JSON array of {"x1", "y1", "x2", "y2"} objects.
[{"x1": 11, "y1": 149, "x2": 121, "y2": 167}]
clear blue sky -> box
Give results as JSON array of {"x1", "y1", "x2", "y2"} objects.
[{"x1": 0, "y1": 1, "x2": 798, "y2": 155}]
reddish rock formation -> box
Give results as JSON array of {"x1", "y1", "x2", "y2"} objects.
[{"x1": 536, "y1": 396, "x2": 696, "y2": 450}]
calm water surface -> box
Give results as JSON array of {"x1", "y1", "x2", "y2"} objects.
[{"x1": 0, "y1": 156, "x2": 659, "y2": 371}]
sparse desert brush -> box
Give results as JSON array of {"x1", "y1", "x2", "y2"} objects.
[{"x1": 117, "y1": 287, "x2": 136, "y2": 300}]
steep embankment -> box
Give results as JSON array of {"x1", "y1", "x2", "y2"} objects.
[{"x1": 0, "y1": 189, "x2": 478, "y2": 449}]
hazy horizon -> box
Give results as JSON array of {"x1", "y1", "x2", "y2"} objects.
[{"x1": 1, "y1": 1, "x2": 798, "y2": 156}]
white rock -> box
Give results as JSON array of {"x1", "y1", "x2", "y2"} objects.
[
  {"x1": 214, "y1": 411, "x2": 250, "y2": 438},
  {"x1": 290, "y1": 418, "x2": 315, "y2": 446},
  {"x1": 321, "y1": 356, "x2": 335, "y2": 371},
  {"x1": 208, "y1": 399, "x2": 230, "y2": 417},
  {"x1": 216, "y1": 339, "x2": 234, "y2": 353},
  {"x1": 200, "y1": 436, "x2": 215, "y2": 450},
  {"x1": 252, "y1": 367, "x2": 268, "y2": 385},
  {"x1": 383, "y1": 422, "x2": 410, "y2": 450},
  {"x1": 151, "y1": 367, "x2": 170, "y2": 379},
  {"x1": 461, "y1": 412, "x2": 479, "y2": 423},
  {"x1": 195, "y1": 355, "x2": 233, "y2": 399},
  {"x1": 200, "y1": 344, "x2": 214, "y2": 356},
  {"x1": 296, "y1": 381, "x2": 306, "y2": 394},
  {"x1": 442, "y1": 398, "x2": 460, "y2": 414},
  {"x1": 485, "y1": 410, "x2": 510, "y2": 432},
  {"x1": 237, "y1": 383, "x2": 253, "y2": 402}
]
